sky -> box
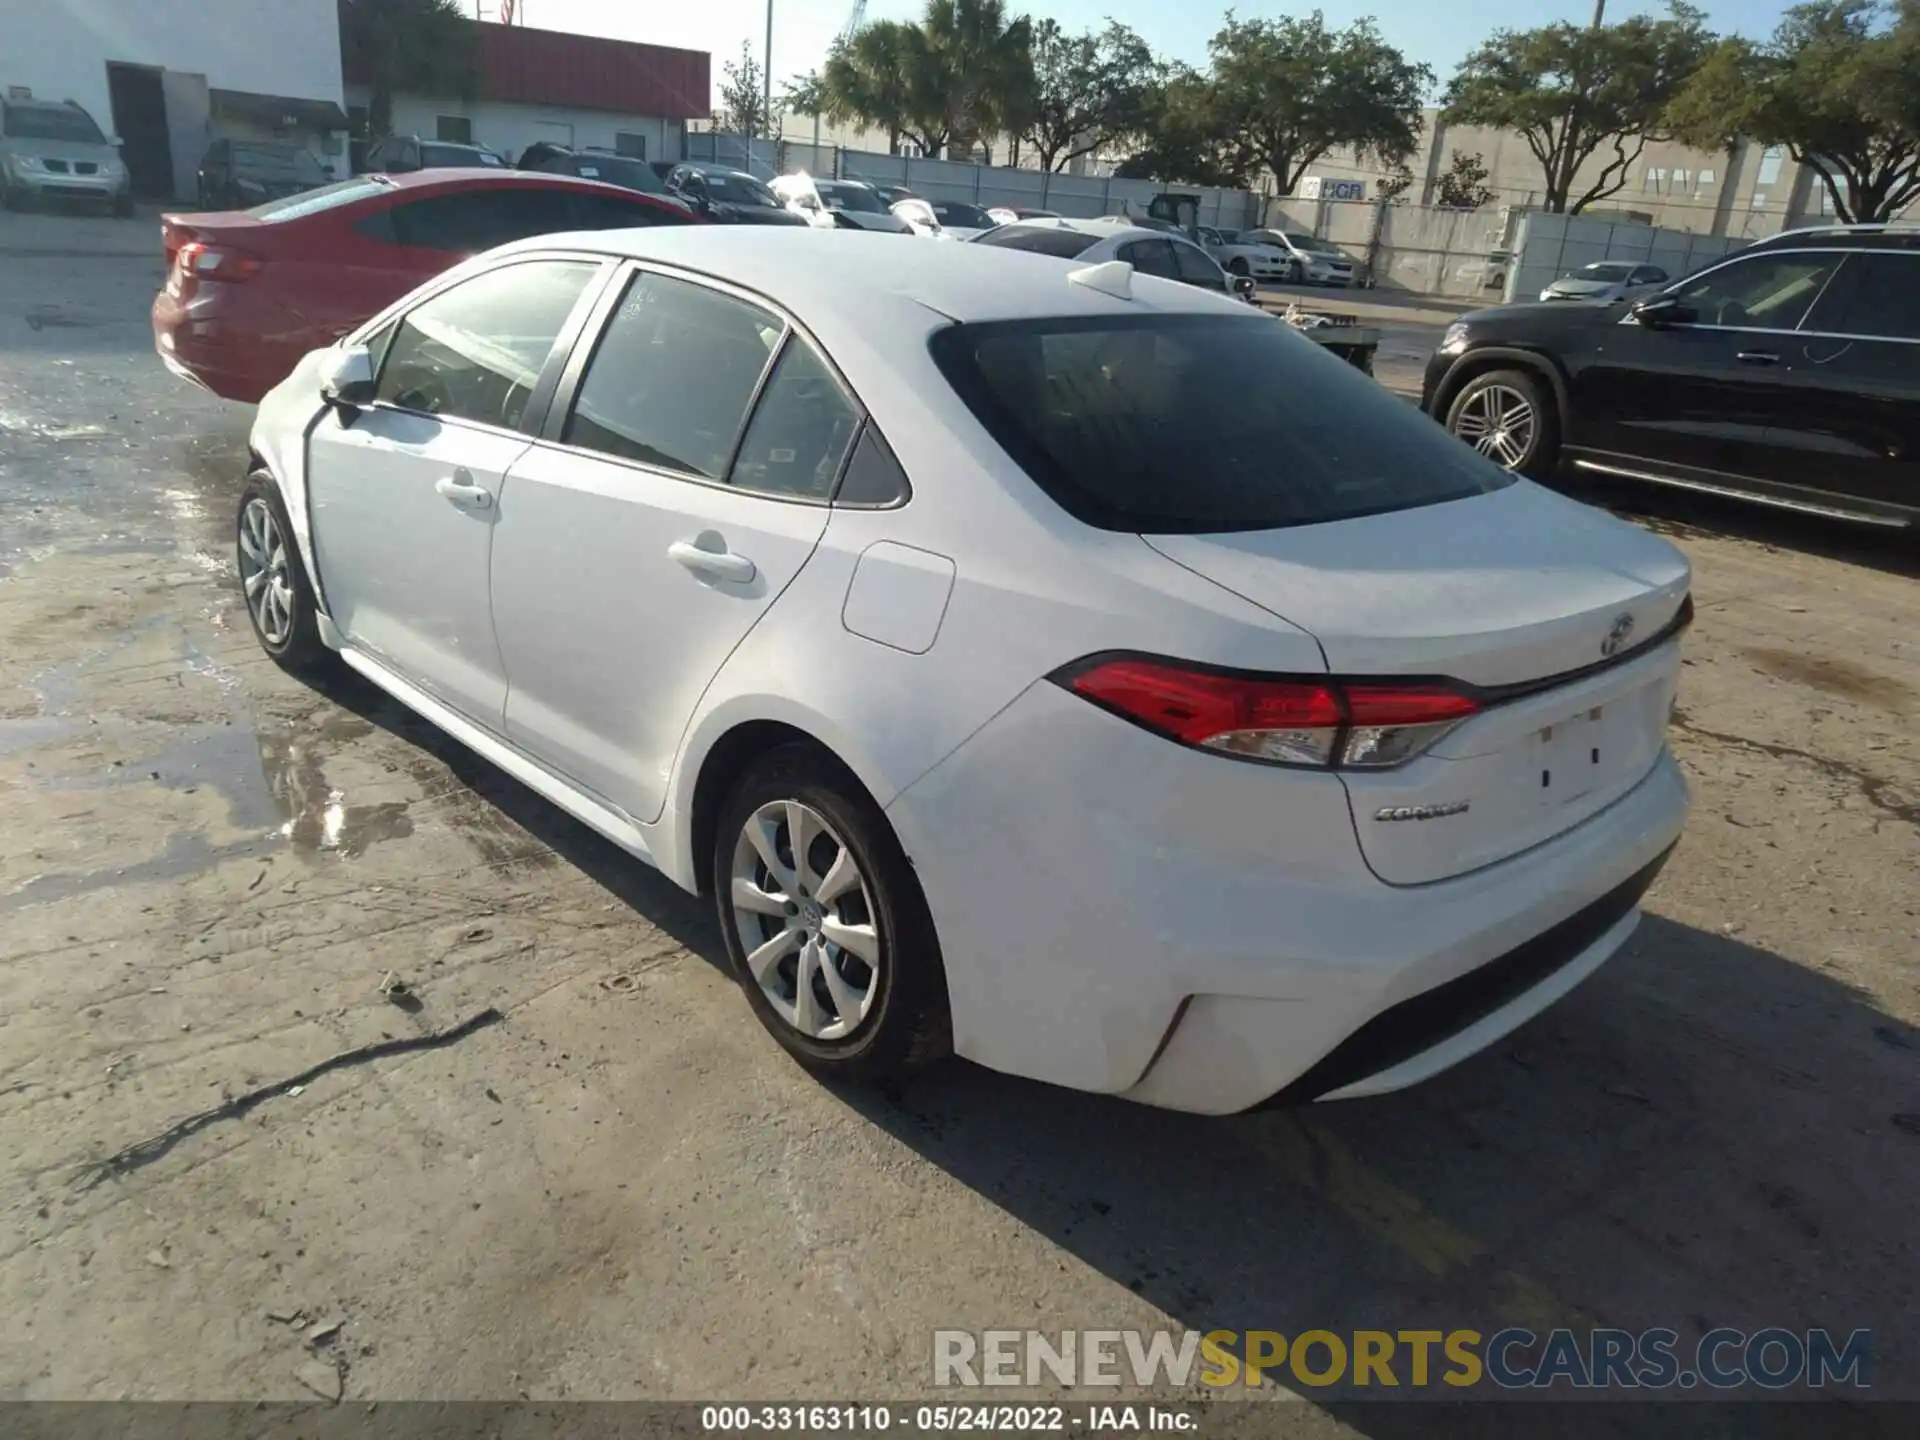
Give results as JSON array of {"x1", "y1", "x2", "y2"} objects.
[{"x1": 501, "y1": 0, "x2": 1805, "y2": 106}]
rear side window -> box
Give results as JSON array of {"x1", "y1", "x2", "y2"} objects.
[
  {"x1": 835, "y1": 425, "x2": 910, "y2": 506},
  {"x1": 1171, "y1": 240, "x2": 1223, "y2": 287},
  {"x1": 1120, "y1": 240, "x2": 1179, "y2": 279},
  {"x1": 376, "y1": 260, "x2": 597, "y2": 430},
  {"x1": 930, "y1": 314, "x2": 1513, "y2": 534},
  {"x1": 569, "y1": 192, "x2": 678, "y2": 229},
  {"x1": 248, "y1": 177, "x2": 393, "y2": 221},
  {"x1": 974, "y1": 226, "x2": 1094, "y2": 259},
  {"x1": 563, "y1": 271, "x2": 784, "y2": 478},
  {"x1": 380, "y1": 187, "x2": 581, "y2": 251},
  {"x1": 728, "y1": 338, "x2": 862, "y2": 499},
  {"x1": 1800, "y1": 253, "x2": 1920, "y2": 341}
]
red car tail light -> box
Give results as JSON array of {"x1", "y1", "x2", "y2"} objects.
[
  {"x1": 1056, "y1": 656, "x2": 1480, "y2": 770},
  {"x1": 174, "y1": 241, "x2": 264, "y2": 283}
]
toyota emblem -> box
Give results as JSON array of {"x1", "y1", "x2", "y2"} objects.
[{"x1": 1601, "y1": 612, "x2": 1636, "y2": 657}]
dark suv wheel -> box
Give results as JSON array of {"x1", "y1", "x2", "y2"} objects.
[{"x1": 1445, "y1": 368, "x2": 1561, "y2": 479}]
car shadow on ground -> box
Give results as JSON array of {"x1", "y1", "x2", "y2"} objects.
[{"x1": 300, "y1": 658, "x2": 1918, "y2": 1432}]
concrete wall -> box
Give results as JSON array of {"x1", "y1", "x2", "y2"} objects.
[
  {"x1": 353, "y1": 89, "x2": 684, "y2": 168},
  {"x1": 1505, "y1": 212, "x2": 1742, "y2": 305},
  {"x1": 3, "y1": 0, "x2": 342, "y2": 138}
]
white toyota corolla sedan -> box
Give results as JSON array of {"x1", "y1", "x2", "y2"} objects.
[{"x1": 240, "y1": 226, "x2": 1691, "y2": 1114}]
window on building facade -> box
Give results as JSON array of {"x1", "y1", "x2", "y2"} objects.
[
  {"x1": 1671, "y1": 168, "x2": 1690, "y2": 194},
  {"x1": 614, "y1": 132, "x2": 647, "y2": 159},
  {"x1": 1756, "y1": 147, "x2": 1784, "y2": 186},
  {"x1": 1697, "y1": 168, "x2": 1716, "y2": 194},
  {"x1": 436, "y1": 115, "x2": 473, "y2": 144},
  {"x1": 1643, "y1": 167, "x2": 1666, "y2": 192}
]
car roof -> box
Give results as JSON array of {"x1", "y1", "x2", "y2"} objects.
[
  {"x1": 489, "y1": 225, "x2": 1246, "y2": 326},
  {"x1": 999, "y1": 216, "x2": 1193, "y2": 244},
  {"x1": 681, "y1": 163, "x2": 757, "y2": 179},
  {"x1": 1744, "y1": 222, "x2": 1920, "y2": 253},
  {"x1": 367, "y1": 168, "x2": 683, "y2": 205}
]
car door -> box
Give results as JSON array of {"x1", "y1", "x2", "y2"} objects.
[
  {"x1": 1762, "y1": 249, "x2": 1920, "y2": 514},
  {"x1": 307, "y1": 257, "x2": 606, "y2": 725},
  {"x1": 489, "y1": 266, "x2": 860, "y2": 824},
  {"x1": 1567, "y1": 248, "x2": 1845, "y2": 481}
]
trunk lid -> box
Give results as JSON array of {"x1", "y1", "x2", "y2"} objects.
[{"x1": 1145, "y1": 483, "x2": 1690, "y2": 884}]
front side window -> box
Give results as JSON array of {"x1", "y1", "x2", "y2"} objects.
[
  {"x1": 930, "y1": 314, "x2": 1513, "y2": 534},
  {"x1": 1122, "y1": 239, "x2": 1179, "y2": 279},
  {"x1": 564, "y1": 272, "x2": 784, "y2": 479},
  {"x1": 233, "y1": 145, "x2": 326, "y2": 183},
  {"x1": 1670, "y1": 252, "x2": 1842, "y2": 329},
  {"x1": 1172, "y1": 239, "x2": 1225, "y2": 288},
  {"x1": 729, "y1": 339, "x2": 862, "y2": 499},
  {"x1": 375, "y1": 260, "x2": 598, "y2": 429}
]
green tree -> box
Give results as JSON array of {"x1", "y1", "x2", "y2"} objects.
[
  {"x1": 820, "y1": 0, "x2": 1034, "y2": 159},
  {"x1": 1207, "y1": 12, "x2": 1432, "y2": 196},
  {"x1": 820, "y1": 22, "x2": 918, "y2": 154},
  {"x1": 1020, "y1": 20, "x2": 1160, "y2": 173},
  {"x1": 1667, "y1": 1, "x2": 1920, "y2": 223},
  {"x1": 716, "y1": 42, "x2": 774, "y2": 138},
  {"x1": 1443, "y1": 3, "x2": 1716, "y2": 214},
  {"x1": 1435, "y1": 150, "x2": 1498, "y2": 208},
  {"x1": 1113, "y1": 70, "x2": 1256, "y2": 186},
  {"x1": 338, "y1": 0, "x2": 478, "y2": 140}
]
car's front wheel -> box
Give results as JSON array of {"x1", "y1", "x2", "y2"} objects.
[
  {"x1": 714, "y1": 745, "x2": 950, "y2": 1084},
  {"x1": 1227, "y1": 257, "x2": 1250, "y2": 277},
  {"x1": 1445, "y1": 368, "x2": 1561, "y2": 479},
  {"x1": 236, "y1": 473, "x2": 330, "y2": 671}
]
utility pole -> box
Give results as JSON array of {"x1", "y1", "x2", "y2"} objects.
[
  {"x1": 1590, "y1": 0, "x2": 1605, "y2": 26},
  {"x1": 762, "y1": 0, "x2": 775, "y2": 174}
]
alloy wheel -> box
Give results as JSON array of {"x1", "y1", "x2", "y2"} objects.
[
  {"x1": 238, "y1": 496, "x2": 296, "y2": 646},
  {"x1": 729, "y1": 799, "x2": 881, "y2": 1041},
  {"x1": 1452, "y1": 383, "x2": 1538, "y2": 469}
]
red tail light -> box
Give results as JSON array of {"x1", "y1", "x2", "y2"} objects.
[
  {"x1": 174, "y1": 240, "x2": 264, "y2": 284},
  {"x1": 1057, "y1": 657, "x2": 1480, "y2": 769}
]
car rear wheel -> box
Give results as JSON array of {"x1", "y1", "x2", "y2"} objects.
[
  {"x1": 1445, "y1": 369, "x2": 1561, "y2": 479},
  {"x1": 714, "y1": 745, "x2": 950, "y2": 1083},
  {"x1": 1228, "y1": 258, "x2": 1250, "y2": 277},
  {"x1": 236, "y1": 474, "x2": 330, "y2": 672}
]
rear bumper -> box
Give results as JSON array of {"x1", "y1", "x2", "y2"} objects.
[
  {"x1": 151, "y1": 288, "x2": 303, "y2": 404},
  {"x1": 887, "y1": 680, "x2": 1689, "y2": 1113}
]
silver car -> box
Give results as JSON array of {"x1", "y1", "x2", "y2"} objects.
[
  {"x1": 1539, "y1": 260, "x2": 1669, "y2": 303},
  {"x1": 0, "y1": 98, "x2": 132, "y2": 215}
]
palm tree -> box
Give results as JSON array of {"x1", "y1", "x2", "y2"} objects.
[
  {"x1": 915, "y1": 0, "x2": 1035, "y2": 160},
  {"x1": 820, "y1": 22, "x2": 918, "y2": 155},
  {"x1": 339, "y1": 0, "x2": 480, "y2": 140}
]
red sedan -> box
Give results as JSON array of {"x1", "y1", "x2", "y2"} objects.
[{"x1": 153, "y1": 168, "x2": 699, "y2": 402}]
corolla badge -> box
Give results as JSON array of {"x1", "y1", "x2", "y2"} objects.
[
  {"x1": 1374, "y1": 801, "x2": 1471, "y2": 822},
  {"x1": 1601, "y1": 612, "x2": 1636, "y2": 657}
]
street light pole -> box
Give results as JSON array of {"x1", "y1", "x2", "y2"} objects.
[{"x1": 1590, "y1": 0, "x2": 1606, "y2": 26}]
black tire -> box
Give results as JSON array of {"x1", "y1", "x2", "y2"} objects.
[
  {"x1": 1, "y1": 179, "x2": 24, "y2": 212},
  {"x1": 113, "y1": 193, "x2": 135, "y2": 218},
  {"x1": 236, "y1": 472, "x2": 331, "y2": 673},
  {"x1": 713, "y1": 744, "x2": 951, "y2": 1084},
  {"x1": 1444, "y1": 367, "x2": 1562, "y2": 480},
  {"x1": 1228, "y1": 257, "x2": 1251, "y2": 277}
]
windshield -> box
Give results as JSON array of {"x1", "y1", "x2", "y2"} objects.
[
  {"x1": 704, "y1": 172, "x2": 780, "y2": 207},
  {"x1": 818, "y1": 182, "x2": 886, "y2": 214},
  {"x1": 930, "y1": 314, "x2": 1513, "y2": 534},
  {"x1": 972, "y1": 226, "x2": 1094, "y2": 259},
  {"x1": 421, "y1": 144, "x2": 504, "y2": 168},
  {"x1": 246, "y1": 177, "x2": 393, "y2": 221},
  {"x1": 1577, "y1": 262, "x2": 1636, "y2": 282},
  {"x1": 232, "y1": 145, "x2": 326, "y2": 181},
  {"x1": 573, "y1": 155, "x2": 668, "y2": 194},
  {"x1": 934, "y1": 201, "x2": 994, "y2": 228},
  {"x1": 4, "y1": 105, "x2": 105, "y2": 144}
]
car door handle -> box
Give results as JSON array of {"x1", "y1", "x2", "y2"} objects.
[
  {"x1": 668, "y1": 537, "x2": 756, "y2": 584},
  {"x1": 434, "y1": 473, "x2": 493, "y2": 510},
  {"x1": 1736, "y1": 350, "x2": 1780, "y2": 365}
]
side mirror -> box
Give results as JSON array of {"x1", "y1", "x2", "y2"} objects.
[
  {"x1": 1232, "y1": 275, "x2": 1259, "y2": 302},
  {"x1": 321, "y1": 344, "x2": 377, "y2": 409},
  {"x1": 1630, "y1": 295, "x2": 1687, "y2": 328}
]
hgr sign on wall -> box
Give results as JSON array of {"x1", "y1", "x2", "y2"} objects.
[{"x1": 1300, "y1": 176, "x2": 1366, "y2": 202}]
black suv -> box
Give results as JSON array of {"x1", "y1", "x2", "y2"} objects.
[
  {"x1": 363, "y1": 136, "x2": 509, "y2": 174},
  {"x1": 1422, "y1": 224, "x2": 1920, "y2": 532}
]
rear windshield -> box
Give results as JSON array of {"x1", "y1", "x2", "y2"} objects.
[
  {"x1": 246, "y1": 177, "x2": 394, "y2": 220},
  {"x1": 930, "y1": 314, "x2": 1514, "y2": 534},
  {"x1": 973, "y1": 226, "x2": 1093, "y2": 259},
  {"x1": 705, "y1": 172, "x2": 780, "y2": 206},
  {"x1": 422, "y1": 144, "x2": 504, "y2": 168},
  {"x1": 573, "y1": 155, "x2": 668, "y2": 193},
  {"x1": 4, "y1": 105, "x2": 105, "y2": 143},
  {"x1": 818, "y1": 182, "x2": 885, "y2": 213},
  {"x1": 233, "y1": 145, "x2": 326, "y2": 181},
  {"x1": 935, "y1": 201, "x2": 994, "y2": 228}
]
